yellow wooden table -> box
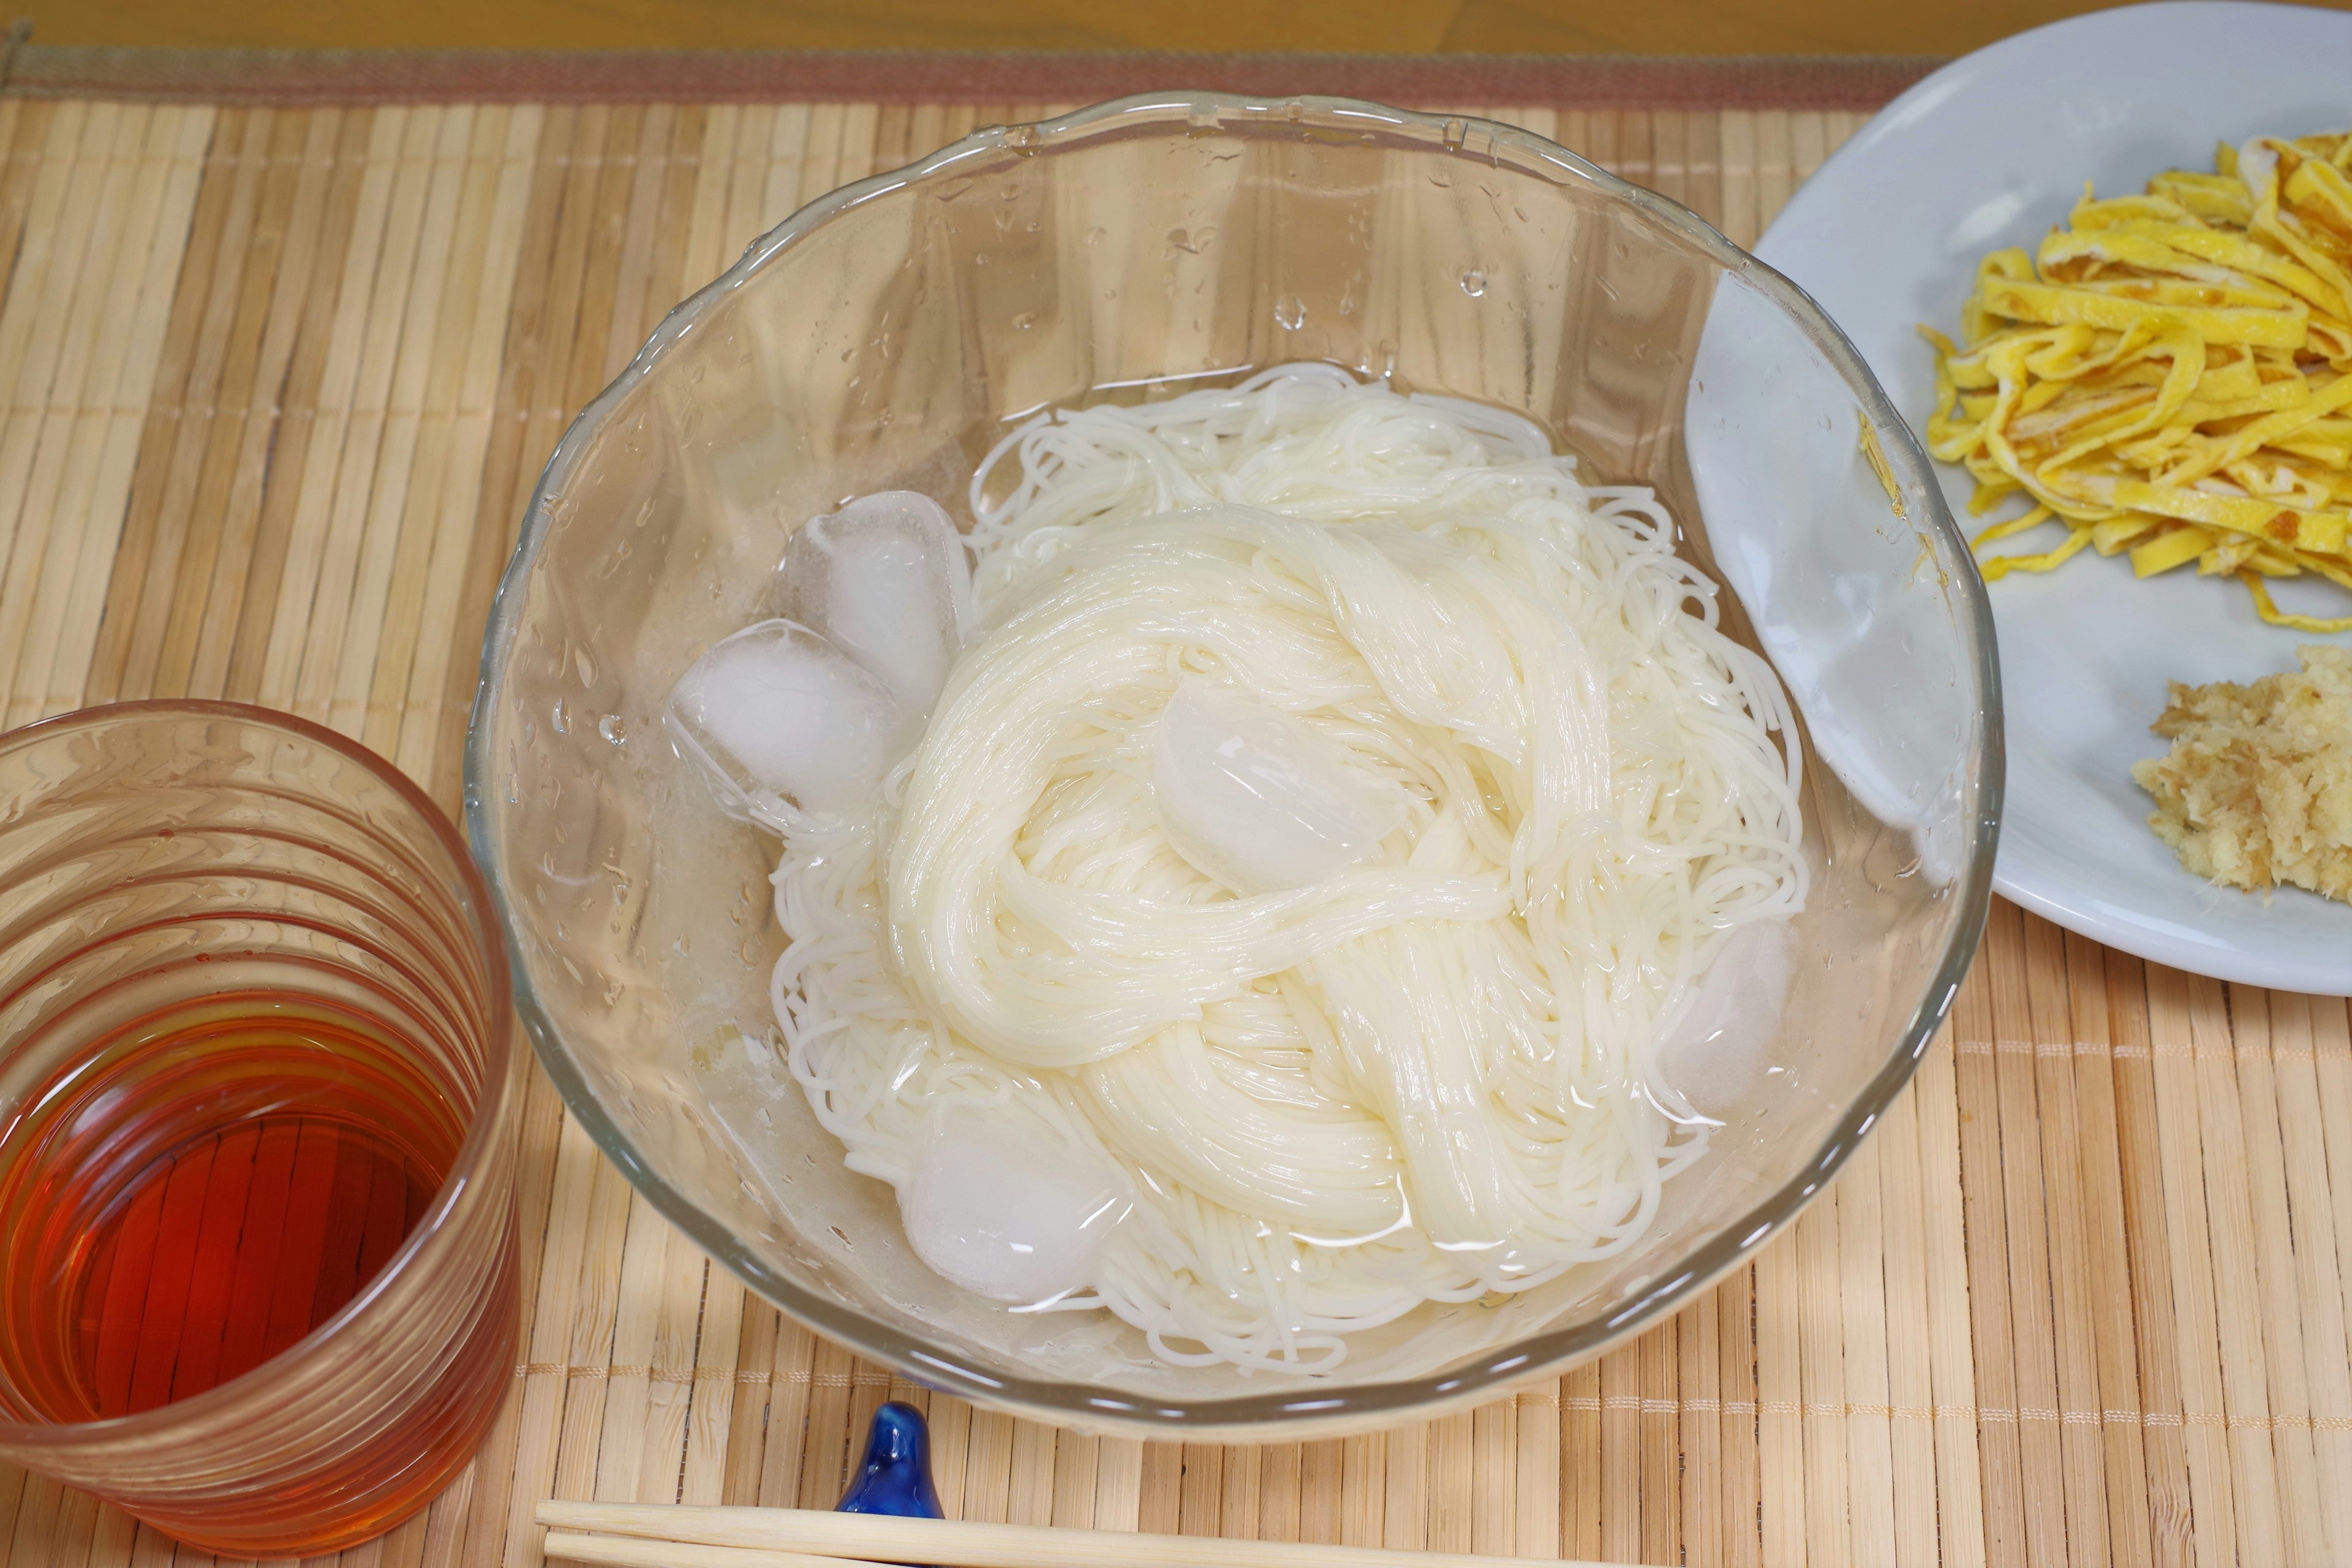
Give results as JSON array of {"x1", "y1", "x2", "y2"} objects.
[{"x1": 0, "y1": 48, "x2": 2348, "y2": 1568}]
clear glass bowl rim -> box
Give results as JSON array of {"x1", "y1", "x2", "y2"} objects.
[
  {"x1": 464, "y1": 90, "x2": 2004, "y2": 1436},
  {"x1": 0, "y1": 697, "x2": 519, "y2": 1449}
]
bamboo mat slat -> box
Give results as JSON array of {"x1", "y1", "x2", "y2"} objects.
[{"x1": 0, "y1": 91, "x2": 2346, "y2": 1568}]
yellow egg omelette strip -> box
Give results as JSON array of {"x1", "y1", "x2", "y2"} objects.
[{"x1": 1924, "y1": 127, "x2": 2352, "y2": 633}]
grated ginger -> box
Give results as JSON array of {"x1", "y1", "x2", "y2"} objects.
[{"x1": 2131, "y1": 644, "x2": 2352, "y2": 902}]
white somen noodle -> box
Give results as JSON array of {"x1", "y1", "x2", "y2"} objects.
[{"x1": 765, "y1": 366, "x2": 1806, "y2": 1374}]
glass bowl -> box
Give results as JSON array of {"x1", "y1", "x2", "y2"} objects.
[{"x1": 466, "y1": 92, "x2": 2000, "y2": 1439}]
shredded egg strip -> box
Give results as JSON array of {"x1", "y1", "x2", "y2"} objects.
[{"x1": 1923, "y1": 130, "x2": 2352, "y2": 633}]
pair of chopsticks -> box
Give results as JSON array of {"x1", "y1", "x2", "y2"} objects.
[{"x1": 538, "y1": 1501, "x2": 1662, "y2": 1568}]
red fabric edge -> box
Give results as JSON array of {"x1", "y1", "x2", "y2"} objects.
[{"x1": 4, "y1": 45, "x2": 1940, "y2": 110}]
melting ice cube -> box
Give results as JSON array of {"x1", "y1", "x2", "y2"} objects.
[
  {"x1": 666, "y1": 619, "x2": 911, "y2": 818},
  {"x1": 776, "y1": 491, "x2": 978, "y2": 719},
  {"x1": 898, "y1": 1110, "x2": 1128, "y2": 1305},
  {"x1": 1152, "y1": 681, "x2": 1408, "y2": 895},
  {"x1": 1658, "y1": 918, "x2": 1795, "y2": 1117}
]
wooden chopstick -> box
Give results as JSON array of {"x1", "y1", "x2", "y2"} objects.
[
  {"x1": 537, "y1": 1501, "x2": 1660, "y2": 1568},
  {"x1": 543, "y1": 1534, "x2": 842, "y2": 1568}
]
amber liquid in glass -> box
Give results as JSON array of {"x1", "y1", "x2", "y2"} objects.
[{"x1": 0, "y1": 990, "x2": 466, "y2": 1426}]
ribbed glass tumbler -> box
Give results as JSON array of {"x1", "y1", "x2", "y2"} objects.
[{"x1": 0, "y1": 701, "x2": 519, "y2": 1555}]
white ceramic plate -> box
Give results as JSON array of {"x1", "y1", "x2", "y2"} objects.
[{"x1": 1757, "y1": 0, "x2": 2352, "y2": 995}]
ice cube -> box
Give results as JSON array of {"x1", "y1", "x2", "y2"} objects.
[
  {"x1": 666, "y1": 619, "x2": 911, "y2": 818},
  {"x1": 898, "y1": 1109, "x2": 1128, "y2": 1305},
  {"x1": 776, "y1": 491, "x2": 978, "y2": 719},
  {"x1": 1657, "y1": 918, "x2": 1795, "y2": 1117},
  {"x1": 1152, "y1": 681, "x2": 1408, "y2": 895}
]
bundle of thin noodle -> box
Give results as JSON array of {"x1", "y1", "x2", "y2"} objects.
[
  {"x1": 1924, "y1": 130, "x2": 2352, "y2": 633},
  {"x1": 772, "y1": 367, "x2": 1806, "y2": 1373}
]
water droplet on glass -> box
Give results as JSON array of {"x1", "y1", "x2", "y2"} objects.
[
  {"x1": 1011, "y1": 311, "x2": 1038, "y2": 330},
  {"x1": 1459, "y1": 270, "x2": 1488, "y2": 298},
  {"x1": 1441, "y1": 117, "x2": 1468, "y2": 150},
  {"x1": 1082, "y1": 225, "x2": 1106, "y2": 246},
  {"x1": 1273, "y1": 296, "x2": 1306, "y2": 330},
  {"x1": 598, "y1": 714, "x2": 629, "y2": 745}
]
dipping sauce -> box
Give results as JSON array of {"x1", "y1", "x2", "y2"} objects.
[
  {"x1": 0, "y1": 993, "x2": 461, "y2": 1423},
  {"x1": 0, "y1": 701, "x2": 516, "y2": 1556}
]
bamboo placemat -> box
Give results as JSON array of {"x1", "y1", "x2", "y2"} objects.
[{"x1": 0, "y1": 83, "x2": 2348, "y2": 1568}]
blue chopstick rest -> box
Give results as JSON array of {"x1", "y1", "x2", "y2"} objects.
[{"x1": 836, "y1": 1400, "x2": 945, "y2": 1529}]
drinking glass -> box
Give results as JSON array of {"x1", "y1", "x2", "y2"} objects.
[{"x1": 0, "y1": 701, "x2": 519, "y2": 1555}]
